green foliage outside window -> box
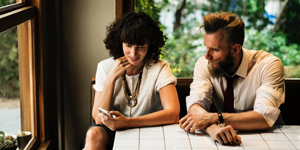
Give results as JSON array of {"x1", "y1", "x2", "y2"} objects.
[
  {"x1": 136, "y1": 0, "x2": 300, "y2": 78},
  {"x1": 0, "y1": 0, "x2": 16, "y2": 7},
  {"x1": 0, "y1": 0, "x2": 19, "y2": 98},
  {"x1": 0, "y1": 27, "x2": 19, "y2": 98}
]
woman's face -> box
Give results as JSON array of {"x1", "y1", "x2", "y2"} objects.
[{"x1": 122, "y1": 43, "x2": 149, "y2": 67}]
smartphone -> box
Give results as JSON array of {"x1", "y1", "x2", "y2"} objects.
[{"x1": 98, "y1": 107, "x2": 115, "y2": 118}]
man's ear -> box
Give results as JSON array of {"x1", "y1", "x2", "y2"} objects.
[{"x1": 232, "y1": 44, "x2": 242, "y2": 55}]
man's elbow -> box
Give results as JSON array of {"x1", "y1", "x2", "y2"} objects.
[{"x1": 261, "y1": 123, "x2": 272, "y2": 130}]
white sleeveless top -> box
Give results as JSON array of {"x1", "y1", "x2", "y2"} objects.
[{"x1": 93, "y1": 57, "x2": 176, "y2": 117}]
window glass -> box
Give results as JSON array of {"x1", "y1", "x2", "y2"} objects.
[
  {"x1": 135, "y1": 0, "x2": 300, "y2": 78},
  {"x1": 0, "y1": 0, "x2": 17, "y2": 8},
  {"x1": 0, "y1": 26, "x2": 21, "y2": 135}
]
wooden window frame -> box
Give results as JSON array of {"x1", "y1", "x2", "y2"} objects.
[
  {"x1": 116, "y1": 0, "x2": 134, "y2": 19},
  {"x1": 0, "y1": 0, "x2": 46, "y2": 149}
]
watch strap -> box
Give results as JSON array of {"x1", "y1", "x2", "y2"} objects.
[{"x1": 218, "y1": 112, "x2": 225, "y2": 127}]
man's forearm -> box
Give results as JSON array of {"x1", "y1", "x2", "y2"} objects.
[
  {"x1": 188, "y1": 103, "x2": 207, "y2": 114},
  {"x1": 188, "y1": 104, "x2": 270, "y2": 131},
  {"x1": 222, "y1": 111, "x2": 270, "y2": 131}
]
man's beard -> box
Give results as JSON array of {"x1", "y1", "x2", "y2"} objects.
[{"x1": 207, "y1": 53, "x2": 234, "y2": 78}]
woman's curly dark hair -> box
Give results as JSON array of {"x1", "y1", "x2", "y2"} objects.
[{"x1": 103, "y1": 12, "x2": 167, "y2": 66}]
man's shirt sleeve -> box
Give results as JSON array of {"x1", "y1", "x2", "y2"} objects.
[{"x1": 186, "y1": 57, "x2": 213, "y2": 111}]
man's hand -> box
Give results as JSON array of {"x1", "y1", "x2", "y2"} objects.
[
  {"x1": 99, "y1": 111, "x2": 129, "y2": 131},
  {"x1": 179, "y1": 113, "x2": 218, "y2": 133},
  {"x1": 206, "y1": 124, "x2": 242, "y2": 145}
]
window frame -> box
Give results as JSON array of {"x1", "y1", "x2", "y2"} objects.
[
  {"x1": 0, "y1": 0, "x2": 25, "y2": 15},
  {"x1": 0, "y1": 0, "x2": 46, "y2": 149}
]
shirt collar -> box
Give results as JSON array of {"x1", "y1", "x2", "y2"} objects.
[{"x1": 234, "y1": 48, "x2": 248, "y2": 79}]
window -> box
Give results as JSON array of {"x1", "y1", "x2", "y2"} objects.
[
  {"x1": 135, "y1": 0, "x2": 300, "y2": 78},
  {"x1": 0, "y1": 0, "x2": 46, "y2": 149},
  {"x1": 0, "y1": 26, "x2": 20, "y2": 135}
]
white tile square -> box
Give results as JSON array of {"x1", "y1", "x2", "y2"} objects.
[
  {"x1": 113, "y1": 139, "x2": 139, "y2": 148},
  {"x1": 165, "y1": 139, "x2": 191, "y2": 148},
  {"x1": 140, "y1": 139, "x2": 165, "y2": 148},
  {"x1": 260, "y1": 126, "x2": 282, "y2": 133},
  {"x1": 140, "y1": 131, "x2": 164, "y2": 139},
  {"x1": 117, "y1": 128, "x2": 139, "y2": 132},
  {"x1": 260, "y1": 132, "x2": 289, "y2": 141},
  {"x1": 239, "y1": 133, "x2": 263, "y2": 141},
  {"x1": 291, "y1": 140, "x2": 300, "y2": 149},
  {"x1": 190, "y1": 138, "x2": 217, "y2": 148},
  {"x1": 140, "y1": 148, "x2": 165, "y2": 150},
  {"x1": 191, "y1": 148, "x2": 218, "y2": 150},
  {"x1": 163, "y1": 124, "x2": 182, "y2": 132},
  {"x1": 266, "y1": 141, "x2": 296, "y2": 149},
  {"x1": 115, "y1": 131, "x2": 139, "y2": 139},
  {"x1": 218, "y1": 147, "x2": 244, "y2": 150},
  {"x1": 164, "y1": 131, "x2": 189, "y2": 140},
  {"x1": 140, "y1": 126, "x2": 163, "y2": 132},
  {"x1": 280, "y1": 125, "x2": 300, "y2": 133},
  {"x1": 216, "y1": 142, "x2": 243, "y2": 149},
  {"x1": 243, "y1": 148, "x2": 269, "y2": 150},
  {"x1": 285, "y1": 133, "x2": 300, "y2": 140},
  {"x1": 188, "y1": 133, "x2": 211, "y2": 140},
  {"x1": 166, "y1": 148, "x2": 192, "y2": 150},
  {"x1": 113, "y1": 148, "x2": 138, "y2": 150},
  {"x1": 242, "y1": 141, "x2": 269, "y2": 149}
]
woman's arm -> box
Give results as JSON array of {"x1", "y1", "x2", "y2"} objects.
[
  {"x1": 103, "y1": 84, "x2": 180, "y2": 130},
  {"x1": 92, "y1": 82, "x2": 114, "y2": 125},
  {"x1": 92, "y1": 57, "x2": 131, "y2": 124}
]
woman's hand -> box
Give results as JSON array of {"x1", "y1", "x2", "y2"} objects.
[
  {"x1": 99, "y1": 111, "x2": 129, "y2": 131},
  {"x1": 206, "y1": 124, "x2": 242, "y2": 145},
  {"x1": 107, "y1": 56, "x2": 131, "y2": 81}
]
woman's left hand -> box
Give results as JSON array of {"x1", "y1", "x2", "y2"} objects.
[{"x1": 99, "y1": 111, "x2": 129, "y2": 131}]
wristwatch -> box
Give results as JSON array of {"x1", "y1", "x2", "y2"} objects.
[{"x1": 218, "y1": 112, "x2": 225, "y2": 127}]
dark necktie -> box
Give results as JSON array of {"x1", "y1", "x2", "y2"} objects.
[{"x1": 223, "y1": 75, "x2": 237, "y2": 113}]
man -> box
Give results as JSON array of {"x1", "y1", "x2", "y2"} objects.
[{"x1": 179, "y1": 12, "x2": 285, "y2": 145}]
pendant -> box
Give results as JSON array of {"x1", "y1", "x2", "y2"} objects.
[{"x1": 126, "y1": 98, "x2": 137, "y2": 107}]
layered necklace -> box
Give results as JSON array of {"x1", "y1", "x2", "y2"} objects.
[{"x1": 122, "y1": 71, "x2": 143, "y2": 107}]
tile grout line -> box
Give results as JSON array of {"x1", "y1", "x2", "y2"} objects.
[
  {"x1": 162, "y1": 125, "x2": 166, "y2": 150},
  {"x1": 214, "y1": 141, "x2": 220, "y2": 150},
  {"x1": 259, "y1": 132, "x2": 272, "y2": 150},
  {"x1": 279, "y1": 125, "x2": 298, "y2": 150},
  {"x1": 187, "y1": 132, "x2": 192, "y2": 150}
]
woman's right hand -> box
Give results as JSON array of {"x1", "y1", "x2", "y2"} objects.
[
  {"x1": 99, "y1": 111, "x2": 129, "y2": 131},
  {"x1": 108, "y1": 56, "x2": 131, "y2": 81}
]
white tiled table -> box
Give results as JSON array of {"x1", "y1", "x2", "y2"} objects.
[{"x1": 113, "y1": 124, "x2": 300, "y2": 150}]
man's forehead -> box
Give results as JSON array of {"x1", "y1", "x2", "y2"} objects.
[{"x1": 203, "y1": 32, "x2": 228, "y2": 49}]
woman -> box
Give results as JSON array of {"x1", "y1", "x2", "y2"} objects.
[{"x1": 83, "y1": 12, "x2": 180, "y2": 150}]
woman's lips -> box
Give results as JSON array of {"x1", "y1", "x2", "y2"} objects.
[{"x1": 130, "y1": 57, "x2": 140, "y2": 62}]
